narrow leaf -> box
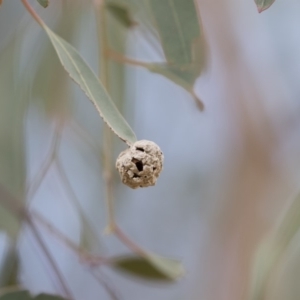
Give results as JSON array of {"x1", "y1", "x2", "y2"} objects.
[
  {"x1": 254, "y1": 0, "x2": 275, "y2": 13},
  {"x1": 122, "y1": 0, "x2": 206, "y2": 108},
  {"x1": 42, "y1": 24, "x2": 137, "y2": 145},
  {"x1": 36, "y1": 0, "x2": 49, "y2": 8},
  {"x1": 112, "y1": 253, "x2": 184, "y2": 281},
  {"x1": 148, "y1": 0, "x2": 203, "y2": 65}
]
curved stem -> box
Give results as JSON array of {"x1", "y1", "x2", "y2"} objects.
[
  {"x1": 21, "y1": 0, "x2": 44, "y2": 27},
  {"x1": 106, "y1": 49, "x2": 149, "y2": 68},
  {"x1": 114, "y1": 225, "x2": 147, "y2": 257}
]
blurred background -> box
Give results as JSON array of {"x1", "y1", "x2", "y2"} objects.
[{"x1": 1, "y1": 0, "x2": 300, "y2": 299}]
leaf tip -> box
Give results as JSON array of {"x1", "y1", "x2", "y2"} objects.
[
  {"x1": 255, "y1": 0, "x2": 275, "y2": 13},
  {"x1": 37, "y1": 0, "x2": 49, "y2": 8},
  {"x1": 191, "y1": 90, "x2": 204, "y2": 111}
]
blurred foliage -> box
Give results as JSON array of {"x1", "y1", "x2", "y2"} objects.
[
  {"x1": 0, "y1": 35, "x2": 27, "y2": 239},
  {"x1": 0, "y1": 290, "x2": 67, "y2": 300},
  {"x1": 249, "y1": 193, "x2": 300, "y2": 300},
  {"x1": 255, "y1": 0, "x2": 276, "y2": 13},
  {"x1": 36, "y1": 0, "x2": 49, "y2": 9},
  {"x1": 0, "y1": 0, "x2": 287, "y2": 299},
  {"x1": 112, "y1": 253, "x2": 184, "y2": 281},
  {"x1": 106, "y1": 0, "x2": 206, "y2": 108}
]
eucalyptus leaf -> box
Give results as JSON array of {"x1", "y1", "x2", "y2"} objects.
[
  {"x1": 41, "y1": 24, "x2": 137, "y2": 145},
  {"x1": 112, "y1": 253, "x2": 184, "y2": 281},
  {"x1": 254, "y1": 0, "x2": 275, "y2": 13},
  {"x1": 147, "y1": 0, "x2": 203, "y2": 65},
  {"x1": 112, "y1": 0, "x2": 206, "y2": 108},
  {"x1": 36, "y1": 0, "x2": 49, "y2": 8},
  {"x1": 0, "y1": 290, "x2": 31, "y2": 300}
]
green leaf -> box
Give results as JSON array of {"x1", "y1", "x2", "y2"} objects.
[
  {"x1": 112, "y1": 253, "x2": 184, "y2": 281},
  {"x1": 147, "y1": 0, "x2": 204, "y2": 65},
  {"x1": 106, "y1": 2, "x2": 136, "y2": 28},
  {"x1": 0, "y1": 290, "x2": 31, "y2": 300},
  {"x1": 118, "y1": 0, "x2": 206, "y2": 108},
  {"x1": 41, "y1": 24, "x2": 137, "y2": 145},
  {"x1": 34, "y1": 294, "x2": 66, "y2": 300},
  {"x1": 254, "y1": 0, "x2": 275, "y2": 13},
  {"x1": 249, "y1": 193, "x2": 300, "y2": 300},
  {"x1": 0, "y1": 290, "x2": 67, "y2": 300},
  {"x1": 36, "y1": 0, "x2": 49, "y2": 8}
]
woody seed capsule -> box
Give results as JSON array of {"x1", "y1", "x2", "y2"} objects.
[{"x1": 116, "y1": 140, "x2": 164, "y2": 189}]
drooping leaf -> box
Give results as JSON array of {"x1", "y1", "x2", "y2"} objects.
[
  {"x1": 41, "y1": 24, "x2": 137, "y2": 145},
  {"x1": 249, "y1": 193, "x2": 300, "y2": 300},
  {"x1": 254, "y1": 0, "x2": 275, "y2": 13},
  {"x1": 36, "y1": 0, "x2": 49, "y2": 8},
  {"x1": 106, "y1": 2, "x2": 136, "y2": 28},
  {"x1": 112, "y1": 253, "x2": 184, "y2": 281},
  {"x1": 108, "y1": 0, "x2": 206, "y2": 108},
  {"x1": 0, "y1": 36, "x2": 27, "y2": 239}
]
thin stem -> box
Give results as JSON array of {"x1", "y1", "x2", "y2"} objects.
[
  {"x1": 90, "y1": 270, "x2": 120, "y2": 300},
  {"x1": 21, "y1": 0, "x2": 44, "y2": 27},
  {"x1": 70, "y1": 120, "x2": 102, "y2": 155},
  {"x1": 96, "y1": 1, "x2": 116, "y2": 231},
  {"x1": 54, "y1": 158, "x2": 108, "y2": 255},
  {"x1": 33, "y1": 211, "x2": 111, "y2": 265},
  {"x1": 26, "y1": 216, "x2": 74, "y2": 299},
  {"x1": 114, "y1": 225, "x2": 147, "y2": 257},
  {"x1": 26, "y1": 123, "x2": 61, "y2": 202},
  {"x1": 32, "y1": 211, "x2": 88, "y2": 258},
  {"x1": 107, "y1": 49, "x2": 149, "y2": 68}
]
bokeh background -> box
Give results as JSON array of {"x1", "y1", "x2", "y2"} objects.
[{"x1": 1, "y1": 0, "x2": 300, "y2": 299}]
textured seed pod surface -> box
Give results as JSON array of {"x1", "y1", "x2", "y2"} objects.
[{"x1": 116, "y1": 140, "x2": 164, "y2": 189}]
